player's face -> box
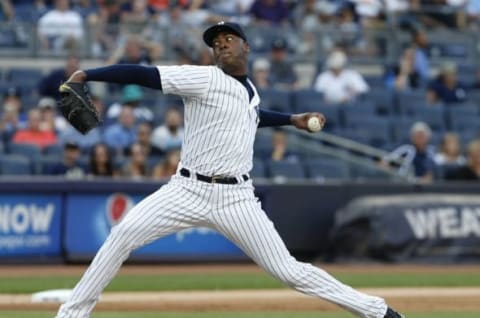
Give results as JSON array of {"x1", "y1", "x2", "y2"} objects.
[{"x1": 212, "y1": 32, "x2": 249, "y2": 74}]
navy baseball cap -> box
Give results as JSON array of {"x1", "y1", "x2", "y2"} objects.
[{"x1": 203, "y1": 21, "x2": 248, "y2": 47}]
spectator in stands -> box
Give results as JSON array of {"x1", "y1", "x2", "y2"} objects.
[
  {"x1": 152, "y1": 149, "x2": 180, "y2": 180},
  {"x1": 251, "y1": 58, "x2": 271, "y2": 89},
  {"x1": 121, "y1": 142, "x2": 150, "y2": 179},
  {"x1": 0, "y1": 87, "x2": 25, "y2": 142},
  {"x1": 313, "y1": 49, "x2": 369, "y2": 104},
  {"x1": 151, "y1": 107, "x2": 183, "y2": 152},
  {"x1": 335, "y1": 2, "x2": 366, "y2": 54},
  {"x1": 38, "y1": 55, "x2": 80, "y2": 100},
  {"x1": 383, "y1": 121, "x2": 436, "y2": 182},
  {"x1": 12, "y1": 109, "x2": 57, "y2": 149},
  {"x1": 37, "y1": 0, "x2": 84, "y2": 52},
  {"x1": 87, "y1": 0, "x2": 122, "y2": 58},
  {"x1": 107, "y1": 36, "x2": 161, "y2": 65},
  {"x1": 269, "y1": 129, "x2": 299, "y2": 162},
  {"x1": 385, "y1": 47, "x2": 420, "y2": 91},
  {"x1": 37, "y1": 97, "x2": 68, "y2": 133},
  {"x1": 58, "y1": 95, "x2": 103, "y2": 150},
  {"x1": 269, "y1": 38, "x2": 298, "y2": 90},
  {"x1": 467, "y1": 0, "x2": 480, "y2": 30},
  {"x1": 410, "y1": 28, "x2": 430, "y2": 84},
  {"x1": 434, "y1": 132, "x2": 466, "y2": 166},
  {"x1": 121, "y1": 0, "x2": 152, "y2": 25},
  {"x1": 207, "y1": 0, "x2": 254, "y2": 16},
  {"x1": 293, "y1": 0, "x2": 336, "y2": 55},
  {"x1": 49, "y1": 141, "x2": 87, "y2": 178},
  {"x1": 249, "y1": 0, "x2": 290, "y2": 26},
  {"x1": 103, "y1": 105, "x2": 137, "y2": 156},
  {"x1": 0, "y1": 0, "x2": 14, "y2": 22},
  {"x1": 88, "y1": 142, "x2": 118, "y2": 178},
  {"x1": 427, "y1": 61, "x2": 468, "y2": 104},
  {"x1": 445, "y1": 139, "x2": 480, "y2": 180},
  {"x1": 106, "y1": 85, "x2": 154, "y2": 122},
  {"x1": 136, "y1": 121, "x2": 163, "y2": 156}
]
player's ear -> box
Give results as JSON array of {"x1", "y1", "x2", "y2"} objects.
[{"x1": 243, "y1": 41, "x2": 250, "y2": 53}]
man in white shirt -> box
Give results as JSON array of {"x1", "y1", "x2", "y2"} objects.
[
  {"x1": 313, "y1": 50, "x2": 369, "y2": 104},
  {"x1": 38, "y1": 0, "x2": 84, "y2": 52}
]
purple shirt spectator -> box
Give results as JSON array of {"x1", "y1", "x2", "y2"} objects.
[{"x1": 249, "y1": 0, "x2": 289, "y2": 25}]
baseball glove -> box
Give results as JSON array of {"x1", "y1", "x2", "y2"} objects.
[{"x1": 58, "y1": 82, "x2": 101, "y2": 135}]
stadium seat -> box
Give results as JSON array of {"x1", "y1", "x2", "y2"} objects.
[
  {"x1": 391, "y1": 117, "x2": 416, "y2": 144},
  {"x1": 257, "y1": 88, "x2": 291, "y2": 112},
  {"x1": 291, "y1": 89, "x2": 324, "y2": 113},
  {"x1": 7, "y1": 68, "x2": 43, "y2": 86},
  {"x1": 412, "y1": 106, "x2": 446, "y2": 132},
  {"x1": 447, "y1": 104, "x2": 479, "y2": 130},
  {"x1": 43, "y1": 144, "x2": 63, "y2": 156},
  {"x1": 342, "y1": 103, "x2": 377, "y2": 127},
  {"x1": 349, "y1": 163, "x2": 393, "y2": 180},
  {"x1": 363, "y1": 75, "x2": 385, "y2": 89},
  {"x1": 0, "y1": 154, "x2": 32, "y2": 175},
  {"x1": 34, "y1": 155, "x2": 62, "y2": 175},
  {"x1": 450, "y1": 116, "x2": 480, "y2": 134},
  {"x1": 267, "y1": 160, "x2": 305, "y2": 180},
  {"x1": 395, "y1": 90, "x2": 427, "y2": 115},
  {"x1": 363, "y1": 90, "x2": 395, "y2": 115},
  {"x1": 250, "y1": 157, "x2": 266, "y2": 179},
  {"x1": 304, "y1": 158, "x2": 350, "y2": 181},
  {"x1": 9, "y1": 143, "x2": 41, "y2": 159}
]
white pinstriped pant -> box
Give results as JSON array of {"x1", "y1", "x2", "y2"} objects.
[{"x1": 56, "y1": 174, "x2": 387, "y2": 318}]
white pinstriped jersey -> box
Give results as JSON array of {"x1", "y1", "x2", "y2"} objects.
[{"x1": 157, "y1": 65, "x2": 260, "y2": 176}]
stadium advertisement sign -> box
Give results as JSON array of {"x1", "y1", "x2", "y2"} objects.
[
  {"x1": 0, "y1": 194, "x2": 62, "y2": 256},
  {"x1": 330, "y1": 194, "x2": 480, "y2": 263},
  {"x1": 64, "y1": 193, "x2": 244, "y2": 261}
]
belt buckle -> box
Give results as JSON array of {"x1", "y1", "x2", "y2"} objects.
[{"x1": 211, "y1": 175, "x2": 223, "y2": 183}]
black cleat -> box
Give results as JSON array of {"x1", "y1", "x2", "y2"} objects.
[{"x1": 384, "y1": 307, "x2": 405, "y2": 318}]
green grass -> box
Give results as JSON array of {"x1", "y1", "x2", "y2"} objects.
[
  {"x1": 1, "y1": 312, "x2": 480, "y2": 318},
  {"x1": 0, "y1": 272, "x2": 479, "y2": 294}
]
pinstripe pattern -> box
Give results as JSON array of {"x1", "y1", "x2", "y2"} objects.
[{"x1": 56, "y1": 65, "x2": 388, "y2": 318}]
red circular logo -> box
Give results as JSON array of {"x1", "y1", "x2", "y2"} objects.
[{"x1": 106, "y1": 193, "x2": 133, "y2": 227}]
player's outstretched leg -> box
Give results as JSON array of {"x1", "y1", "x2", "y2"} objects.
[
  {"x1": 210, "y1": 183, "x2": 390, "y2": 318},
  {"x1": 56, "y1": 176, "x2": 211, "y2": 318}
]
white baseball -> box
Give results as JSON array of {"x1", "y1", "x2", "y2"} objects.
[{"x1": 307, "y1": 116, "x2": 322, "y2": 132}]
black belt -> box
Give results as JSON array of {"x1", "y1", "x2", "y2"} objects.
[{"x1": 180, "y1": 168, "x2": 248, "y2": 184}]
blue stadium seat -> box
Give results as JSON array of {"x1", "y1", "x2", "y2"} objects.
[
  {"x1": 258, "y1": 88, "x2": 291, "y2": 112},
  {"x1": 450, "y1": 116, "x2": 480, "y2": 134},
  {"x1": 254, "y1": 131, "x2": 273, "y2": 159},
  {"x1": 350, "y1": 163, "x2": 392, "y2": 180},
  {"x1": 267, "y1": 160, "x2": 305, "y2": 179},
  {"x1": 447, "y1": 104, "x2": 479, "y2": 130},
  {"x1": 7, "y1": 68, "x2": 43, "y2": 86},
  {"x1": 43, "y1": 144, "x2": 63, "y2": 156},
  {"x1": 292, "y1": 89, "x2": 324, "y2": 112},
  {"x1": 305, "y1": 158, "x2": 350, "y2": 181},
  {"x1": 34, "y1": 155, "x2": 62, "y2": 175},
  {"x1": 0, "y1": 155, "x2": 32, "y2": 175},
  {"x1": 250, "y1": 157, "x2": 266, "y2": 179},
  {"x1": 363, "y1": 90, "x2": 395, "y2": 115},
  {"x1": 395, "y1": 90, "x2": 427, "y2": 115},
  {"x1": 9, "y1": 143, "x2": 41, "y2": 159},
  {"x1": 391, "y1": 117, "x2": 416, "y2": 143},
  {"x1": 363, "y1": 75, "x2": 385, "y2": 89},
  {"x1": 412, "y1": 106, "x2": 446, "y2": 132},
  {"x1": 342, "y1": 103, "x2": 377, "y2": 127}
]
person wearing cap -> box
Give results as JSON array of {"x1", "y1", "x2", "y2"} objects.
[
  {"x1": 38, "y1": 97, "x2": 68, "y2": 133},
  {"x1": 313, "y1": 49, "x2": 369, "y2": 104},
  {"x1": 427, "y1": 61, "x2": 468, "y2": 104},
  {"x1": 48, "y1": 141, "x2": 87, "y2": 178},
  {"x1": 55, "y1": 21, "x2": 404, "y2": 318},
  {"x1": 1, "y1": 87, "x2": 25, "y2": 141},
  {"x1": 251, "y1": 57, "x2": 271, "y2": 89},
  {"x1": 382, "y1": 121, "x2": 436, "y2": 182},
  {"x1": 269, "y1": 37, "x2": 298, "y2": 90},
  {"x1": 106, "y1": 84, "x2": 154, "y2": 122}
]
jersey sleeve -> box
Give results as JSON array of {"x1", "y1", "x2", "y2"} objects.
[{"x1": 156, "y1": 65, "x2": 212, "y2": 97}]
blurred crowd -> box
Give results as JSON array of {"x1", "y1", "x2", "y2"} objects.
[{"x1": 0, "y1": 0, "x2": 480, "y2": 182}]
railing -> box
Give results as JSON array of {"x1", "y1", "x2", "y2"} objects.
[{"x1": 0, "y1": 22, "x2": 478, "y2": 66}]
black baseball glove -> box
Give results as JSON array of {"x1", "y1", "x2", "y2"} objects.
[{"x1": 58, "y1": 82, "x2": 101, "y2": 135}]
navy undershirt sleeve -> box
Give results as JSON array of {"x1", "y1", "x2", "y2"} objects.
[
  {"x1": 84, "y1": 64, "x2": 162, "y2": 90},
  {"x1": 258, "y1": 109, "x2": 292, "y2": 128}
]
